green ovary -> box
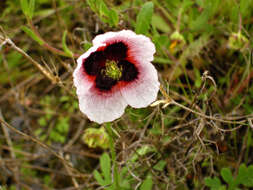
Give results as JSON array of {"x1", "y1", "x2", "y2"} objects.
[{"x1": 102, "y1": 60, "x2": 122, "y2": 80}]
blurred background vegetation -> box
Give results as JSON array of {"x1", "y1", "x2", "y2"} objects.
[{"x1": 0, "y1": 0, "x2": 253, "y2": 189}]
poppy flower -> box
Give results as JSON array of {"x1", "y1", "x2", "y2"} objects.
[{"x1": 73, "y1": 30, "x2": 159, "y2": 124}]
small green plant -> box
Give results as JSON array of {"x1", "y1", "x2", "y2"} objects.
[
  {"x1": 139, "y1": 175, "x2": 153, "y2": 190},
  {"x1": 93, "y1": 153, "x2": 131, "y2": 190},
  {"x1": 205, "y1": 164, "x2": 253, "y2": 190},
  {"x1": 86, "y1": 0, "x2": 118, "y2": 27},
  {"x1": 94, "y1": 152, "x2": 154, "y2": 190},
  {"x1": 35, "y1": 95, "x2": 77, "y2": 143}
]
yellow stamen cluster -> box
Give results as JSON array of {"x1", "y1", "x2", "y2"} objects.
[{"x1": 102, "y1": 60, "x2": 122, "y2": 80}]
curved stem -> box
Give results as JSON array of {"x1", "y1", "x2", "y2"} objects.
[
  {"x1": 106, "y1": 123, "x2": 120, "y2": 189},
  {"x1": 27, "y1": 19, "x2": 79, "y2": 58}
]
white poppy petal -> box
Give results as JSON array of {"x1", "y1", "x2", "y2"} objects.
[
  {"x1": 120, "y1": 62, "x2": 160, "y2": 108},
  {"x1": 73, "y1": 44, "x2": 105, "y2": 95},
  {"x1": 92, "y1": 30, "x2": 155, "y2": 63},
  {"x1": 78, "y1": 86, "x2": 128, "y2": 124},
  {"x1": 74, "y1": 30, "x2": 159, "y2": 124}
]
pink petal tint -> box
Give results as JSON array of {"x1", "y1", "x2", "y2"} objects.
[{"x1": 73, "y1": 30, "x2": 160, "y2": 124}]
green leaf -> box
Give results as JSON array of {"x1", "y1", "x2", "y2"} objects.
[
  {"x1": 194, "y1": 68, "x2": 201, "y2": 88},
  {"x1": 236, "y1": 164, "x2": 247, "y2": 185},
  {"x1": 190, "y1": 0, "x2": 219, "y2": 31},
  {"x1": 99, "y1": 0, "x2": 109, "y2": 16},
  {"x1": 154, "y1": 57, "x2": 173, "y2": 65},
  {"x1": 49, "y1": 130, "x2": 65, "y2": 143},
  {"x1": 229, "y1": 3, "x2": 239, "y2": 23},
  {"x1": 221, "y1": 168, "x2": 235, "y2": 188},
  {"x1": 240, "y1": 0, "x2": 252, "y2": 18},
  {"x1": 190, "y1": 9, "x2": 209, "y2": 31},
  {"x1": 205, "y1": 177, "x2": 222, "y2": 188},
  {"x1": 135, "y1": 2, "x2": 154, "y2": 34},
  {"x1": 237, "y1": 164, "x2": 253, "y2": 187},
  {"x1": 100, "y1": 153, "x2": 112, "y2": 184},
  {"x1": 21, "y1": 26, "x2": 44, "y2": 45},
  {"x1": 99, "y1": 0, "x2": 118, "y2": 26},
  {"x1": 140, "y1": 175, "x2": 153, "y2": 190},
  {"x1": 60, "y1": 96, "x2": 69, "y2": 102},
  {"x1": 34, "y1": 129, "x2": 43, "y2": 136},
  {"x1": 83, "y1": 42, "x2": 92, "y2": 51},
  {"x1": 130, "y1": 145, "x2": 156, "y2": 162},
  {"x1": 56, "y1": 117, "x2": 69, "y2": 133},
  {"x1": 93, "y1": 170, "x2": 106, "y2": 186},
  {"x1": 20, "y1": 0, "x2": 35, "y2": 19},
  {"x1": 20, "y1": 0, "x2": 29, "y2": 16},
  {"x1": 87, "y1": 0, "x2": 97, "y2": 12},
  {"x1": 119, "y1": 167, "x2": 131, "y2": 189},
  {"x1": 28, "y1": 0, "x2": 35, "y2": 19},
  {"x1": 87, "y1": 0, "x2": 118, "y2": 27},
  {"x1": 108, "y1": 9, "x2": 119, "y2": 27},
  {"x1": 247, "y1": 165, "x2": 253, "y2": 187},
  {"x1": 6, "y1": 51, "x2": 23, "y2": 68},
  {"x1": 62, "y1": 30, "x2": 73, "y2": 57},
  {"x1": 38, "y1": 117, "x2": 47, "y2": 127},
  {"x1": 153, "y1": 160, "x2": 167, "y2": 171},
  {"x1": 152, "y1": 14, "x2": 171, "y2": 33}
]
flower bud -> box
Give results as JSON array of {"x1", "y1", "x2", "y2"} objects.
[
  {"x1": 169, "y1": 31, "x2": 186, "y2": 53},
  {"x1": 228, "y1": 32, "x2": 249, "y2": 51},
  {"x1": 82, "y1": 127, "x2": 109, "y2": 149}
]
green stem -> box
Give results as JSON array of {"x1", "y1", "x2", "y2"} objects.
[
  {"x1": 27, "y1": 19, "x2": 79, "y2": 58},
  {"x1": 106, "y1": 123, "x2": 120, "y2": 189}
]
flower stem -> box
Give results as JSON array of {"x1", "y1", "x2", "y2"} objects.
[{"x1": 106, "y1": 123, "x2": 120, "y2": 189}]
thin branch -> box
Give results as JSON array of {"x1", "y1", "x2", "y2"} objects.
[
  {"x1": 60, "y1": 152, "x2": 80, "y2": 188},
  {"x1": 0, "y1": 117, "x2": 87, "y2": 179},
  {"x1": 3, "y1": 37, "x2": 59, "y2": 84},
  {"x1": 158, "y1": 85, "x2": 250, "y2": 125},
  {"x1": 171, "y1": 100, "x2": 248, "y2": 125},
  {"x1": 0, "y1": 111, "x2": 20, "y2": 188},
  {"x1": 27, "y1": 20, "x2": 79, "y2": 58}
]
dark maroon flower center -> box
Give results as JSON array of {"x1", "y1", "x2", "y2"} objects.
[{"x1": 83, "y1": 42, "x2": 139, "y2": 91}]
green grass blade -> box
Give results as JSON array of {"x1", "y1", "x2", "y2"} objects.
[
  {"x1": 21, "y1": 26, "x2": 44, "y2": 45},
  {"x1": 28, "y1": 0, "x2": 35, "y2": 19},
  {"x1": 135, "y1": 2, "x2": 154, "y2": 34},
  {"x1": 100, "y1": 153, "x2": 112, "y2": 184},
  {"x1": 93, "y1": 170, "x2": 107, "y2": 186},
  {"x1": 140, "y1": 175, "x2": 153, "y2": 190},
  {"x1": 20, "y1": 0, "x2": 29, "y2": 16},
  {"x1": 62, "y1": 30, "x2": 73, "y2": 57}
]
